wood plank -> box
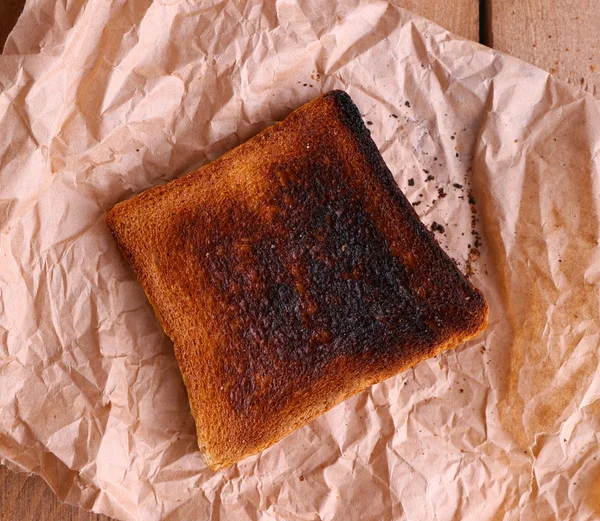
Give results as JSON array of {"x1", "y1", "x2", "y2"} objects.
[
  {"x1": 0, "y1": 1, "x2": 481, "y2": 520},
  {"x1": 486, "y1": 0, "x2": 600, "y2": 96},
  {"x1": 396, "y1": 0, "x2": 480, "y2": 41},
  {"x1": 0, "y1": 465, "x2": 112, "y2": 521},
  {"x1": 0, "y1": 0, "x2": 481, "y2": 51},
  {"x1": 0, "y1": 1, "x2": 479, "y2": 517}
]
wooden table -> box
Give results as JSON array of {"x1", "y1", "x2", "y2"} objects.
[{"x1": 1, "y1": 0, "x2": 598, "y2": 519}]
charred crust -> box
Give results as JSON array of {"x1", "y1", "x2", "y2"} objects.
[{"x1": 328, "y1": 90, "x2": 485, "y2": 325}]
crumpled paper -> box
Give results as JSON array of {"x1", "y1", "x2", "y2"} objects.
[{"x1": 1, "y1": 1, "x2": 599, "y2": 520}]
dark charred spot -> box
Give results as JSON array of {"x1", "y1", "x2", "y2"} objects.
[
  {"x1": 165, "y1": 91, "x2": 485, "y2": 424},
  {"x1": 172, "y1": 145, "x2": 444, "y2": 418}
]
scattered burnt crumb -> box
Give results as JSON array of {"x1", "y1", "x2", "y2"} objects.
[
  {"x1": 453, "y1": 183, "x2": 463, "y2": 189},
  {"x1": 366, "y1": 121, "x2": 373, "y2": 126},
  {"x1": 309, "y1": 84, "x2": 314, "y2": 88},
  {"x1": 451, "y1": 135, "x2": 455, "y2": 140},
  {"x1": 408, "y1": 178, "x2": 415, "y2": 186},
  {"x1": 303, "y1": 83, "x2": 307, "y2": 86},
  {"x1": 458, "y1": 195, "x2": 464, "y2": 200},
  {"x1": 412, "y1": 201, "x2": 421, "y2": 206},
  {"x1": 459, "y1": 389, "x2": 464, "y2": 393},
  {"x1": 136, "y1": 149, "x2": 140, "y2": 152},
  {"x1": 464, "y1": 190, "x2": 482, "y2": 278},
  {"x1": 455, "y1": 152, "x2": 460, "y2": 158},
  {"x1": 430, "y1": 222, "x2": 445, "y2": 234},
  {"x1": 433, "y1": 157, "x2": 438, "y2": 161},
  {"x1": 426, "y1": 174, "x2": 435, "y2": 181},
  {"x1": 391, "y1": 113, "x2": 398, "y2": 118},
  {"x1": 299, "y1": 475, "x2": 305, "y2": 481},
  {"x1": 437, "y1": 188, "x2": 447, "y2": 199},
  {"x1": 405, "y1": 101, "x2": 411, "y2": 108},
  {"x1": 465, "y1": 245, "x2": 481, "y2": 278},
  {"x1": 423, "y1": 169, "x2": 430, "y2": 174}
]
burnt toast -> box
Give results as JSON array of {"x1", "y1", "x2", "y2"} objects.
[{"x1": 106, "y1": 90, "x2": 488, "y2": 470}]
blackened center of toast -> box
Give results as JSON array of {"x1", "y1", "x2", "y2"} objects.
[{"x1": 173, "y1": 144, "x2": 438, "y2": 418}]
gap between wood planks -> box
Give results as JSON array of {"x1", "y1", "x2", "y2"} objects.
[{"x1": 479, "y1": 0, "x2": 491, "y2": 46}]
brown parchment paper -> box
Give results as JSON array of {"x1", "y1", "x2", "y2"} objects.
[{"x1": 1, "y1": 1, "x2": 600, "y2": 520}]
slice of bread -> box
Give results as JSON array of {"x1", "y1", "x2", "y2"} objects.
[{"x1": 106, "y1": 91, "x2": 488, "y2": 470}]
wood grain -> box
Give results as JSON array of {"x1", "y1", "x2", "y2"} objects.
[
  {"x1": 394, "y1": 0, "x2": 480, "y2": 41},
  {"x1": 485, "y1": 0, "x2": 600, "y2": 96},
  {"x1": 0, "y1": 465, "x2": 111, "y2": 521}
]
